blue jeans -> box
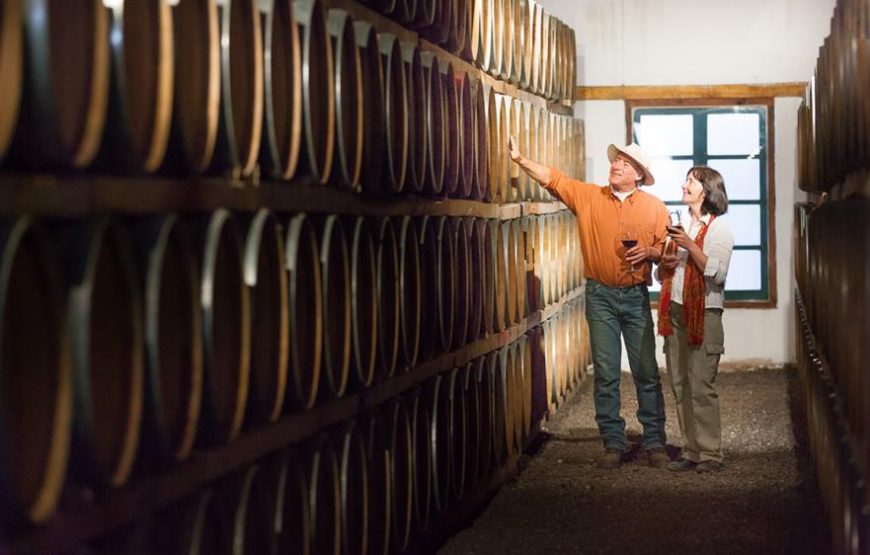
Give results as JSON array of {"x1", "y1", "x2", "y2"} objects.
[{"x1": 584, "y1": 279, "x2": 666, "y2": 450}]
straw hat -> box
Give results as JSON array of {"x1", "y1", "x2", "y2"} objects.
[{"x1": 607, "y1": 143, "x2": 655, "y2": 186}]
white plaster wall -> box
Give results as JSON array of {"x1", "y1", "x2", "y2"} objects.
[{"x1": 537, "y1": 0, "x2": 833, "y2": 366}]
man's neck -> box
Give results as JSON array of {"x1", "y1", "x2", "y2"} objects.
[{"x1": 610, "y1": 183, "x2": 638, "y2": 194}]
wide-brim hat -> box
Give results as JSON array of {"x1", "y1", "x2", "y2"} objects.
[{"x1": 607, "y1": 143, "x2": 655, "y2": 186}]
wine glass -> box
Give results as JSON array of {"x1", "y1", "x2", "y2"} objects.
[
  {"x1": 668, "y1": 209, "x2": 683, "y2": 231},
  {"x1": 618, "y1": 230, "x2": 639, "y2": 275}
]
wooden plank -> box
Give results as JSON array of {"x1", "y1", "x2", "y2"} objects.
[{"x1": 576, "y1": 82, "x2": 807, "y2": 101}]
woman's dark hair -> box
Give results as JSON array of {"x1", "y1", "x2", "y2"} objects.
[{"x1": 688, "y1": 166, "x2": 729, "y2": 215}]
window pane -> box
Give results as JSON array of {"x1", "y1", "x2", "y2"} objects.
[
  {"x1": 719, "y1": 204, "x2": 761, "y2": 246},
  {"x1": 707, "y1": 113, "x2": 760, "y2": 155},
  {"x1": 726, "y1": 249, "x2": 762, "y2": 290},
  {"x1": 707, "y1": 158, "x2": 761, "y2": 201},
  {"x1": 635, "y1": 114, "x2": 693, "y2": 156},
  {"x1": 647, "y1": 158, "x2": 694, "y2": 202}
]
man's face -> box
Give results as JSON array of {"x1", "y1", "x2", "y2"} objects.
[{"x1": 609, "y1": 154, "x2": 642, "y2": 189}]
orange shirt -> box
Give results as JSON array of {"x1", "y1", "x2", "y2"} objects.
[{"x1": 545, "y1": 168, "x2": 669, "y2": 288}]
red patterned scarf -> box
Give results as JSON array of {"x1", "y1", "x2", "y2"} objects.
[{"x1": 658, "y1": 216, "x2": 716, "y2": 346}]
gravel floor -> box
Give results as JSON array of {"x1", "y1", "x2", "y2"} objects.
[{"x1": 439, "y1": 367, "x2": 829, "y2": 555}]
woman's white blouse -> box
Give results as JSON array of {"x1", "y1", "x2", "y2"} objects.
[{"x1": 666, "y1": 213, "x2": 735, "y2": 309}]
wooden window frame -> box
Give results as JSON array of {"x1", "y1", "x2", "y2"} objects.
[{"x1": 626, "y1": 97, "x2": 778, "y2": 309}]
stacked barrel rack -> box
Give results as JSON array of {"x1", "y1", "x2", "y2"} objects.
[
  {"x1": 795, "y1": 0, "x2": 870, "y2": 552},
  {"x1": 0, "y1": 0, "x2": 590, "y2": 552}
]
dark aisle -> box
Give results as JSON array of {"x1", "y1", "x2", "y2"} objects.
[{"x1": 440, "y1": 367, "x2": 828, "y2": 555}]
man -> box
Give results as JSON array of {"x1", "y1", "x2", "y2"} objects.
[{"x1": 508, "y1": 137, "x2": 670, "y2": 469}]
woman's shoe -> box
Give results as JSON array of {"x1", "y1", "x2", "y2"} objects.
[{"x1": 666, "y1": 458, "x2": 697, "y2": 472}]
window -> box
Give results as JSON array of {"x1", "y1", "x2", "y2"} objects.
[{"x1": 628, "y1": 98, "x2": 777, "y2": 306}]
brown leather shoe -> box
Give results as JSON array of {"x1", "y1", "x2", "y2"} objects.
[
  {"x1": 696, "y1": 460, "x2": 725, "y2": 473},
  {"x1": 667, "y1": 458, "x2": 697, "y2": 472},
  {"x1": 597, "y1": 448, "x2": 623, "y2": 469},
  {"x1": 647, "y1": 448, "x2": 670, "y2": 468}
]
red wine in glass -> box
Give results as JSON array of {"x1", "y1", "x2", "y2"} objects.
[{"x1": 621, "y1": 239, "x2": 638, "y2": 250}]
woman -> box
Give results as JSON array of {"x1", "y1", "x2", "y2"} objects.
[{"x1": 657, "y1": 166, "x2": 734, "y2": 473}]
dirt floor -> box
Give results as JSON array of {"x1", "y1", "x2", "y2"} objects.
[{"x1": 439, "y1": 367, "x2": 829, "y2": 555}]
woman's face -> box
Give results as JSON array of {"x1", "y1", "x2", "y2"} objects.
[{"x1": 682, "y1": 172, "x2": 705, "y2": 205}]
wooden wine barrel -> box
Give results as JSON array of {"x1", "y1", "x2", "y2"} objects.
[
  {"x1": 424, "y1": 0, "x2": 451, "y2": 46},
  {"x1": 456, "y1": 71, "x2": 475, "y2": 199},
  {"x1": 378, "y1": 33, "x2": 409, "y2": 193},
  {"x1": 482, "y1": 84, "x2": 499, "y2": 202},
  {"x1": 194, "y1": 210, "x2": 250, "y2": 445},
  {"x1": 512, "y1": 340, "x2": 525, "y2": 449},
  {"x1": 428, "y1": 373, "x2": 452, "y2": 514},
  {"x1": 474, "y1": 356, "x2": 493, "y2": 479},
  {"x1": 546, "y1": 15, "x2": 558, "y2": 100},
  {"x1": 470, "y1": 0, "x2": 492, "y2": 69},
  {"x1": 327, "y1": 9, "x2": 363, "y2": 190},
  {"x1": 210, "y1": 0, "x2": 263, "y2": 178},
  {"x1": 490, "y1": 218, "x2": 507, "y2": 332},
  {"x1": 376, "y1": 218, "x2": 400, "y2": 378},
  {"x1": 464, "y1": 217, "x2": 483, "y2": 343},
  {"x1": 477, "y1": 218, "x2": 495, "y2": 336},
  {"x1": 523, "y1": 216, "x2": 538, "y2": 314},
  {"x1": 514, "y1": 100, "x2": 530, "y2": 200},
  {"x1": 259, "y1": 0, "x2": 302, "y2": 180},
  {"x1": 450, "y1": 218, "x2": 471, "y2": 351},
  {"x1": 512, "y1": 218, "x2": 527, "y2": 320},
  {"x1": 469, "y1": 77, "x2": 488, "y2": 201},
  {"x1": 411, "y1": 0, "x2": 436, "y2": 29},
  {"x1": 363, "y1": 410, "x2": 390, "y2": 555},
  {"x1": 243, "y1": 210, "x2": 288, "y2": 423},
  {"x1": 308, "y1": 434, "x2": 342, "y2": 555},
  {"x1": 400, "y1": 40, "x2": 427, "y2": 194},
  {"x1": 448, "y1": 367, "x2": 467, "y2": 500},
  {"x1": 8, "y1": 0, "x2": 108, "y2": 169},
  {"x1": 420, "y1": 52, "x2": 446, "y2": 197},
  {"x1": 493, "y1": 94, "x2": 511, "y2": 202},
  {"x1": 274, "y1": 450, "x2": 311, "y2": 555},
  {"x1": 231, "y1": 464, "x2": 278, "y2": 554},
  {"x1": 393, "y1": 0, "x2": 418, "y2": 24},
  {"x1": 0, "y1": 0, "x2": 22, "y2": 163},
  {"x1": 463, "y1": 363, "x2": 481, "y2": 488},
  {"x1": 397, "y1": 216, "x2": 421, "y2": 370},
  {"x1": 501, "y1": 219, "x2": 518, "y2": 326},
  {"x1": 319, "y1": 215, "x2": 351, "y2": 398},
  {"x1": 544, "y1": 317, "x2": 557, "y2": 412},
  {"x1": 61, "y1": 218, "x2": 143, "y2": 487},
  {"x1": 349, "y1": 217, "x2": 378, "y2": 389},
  {"x1": 441, "y1": 60, "x2": 461, "y2": 197},
  {"x1": 164, "y1": 0, "x2": 219, "y2": 174},
  {"x1": 407, "y1": 386, "x2": 432, "y2": 532},
  {"x1": 535, "y1": 216, "x2": 548, "y2": 307},
  {"x1": 531, "y1": 2, "x2": 543, "y2": 95},
  {"x1": 509, "y1": 0, "x2": 523, "y2": 84},
  {"x1": 423, "y1": 216, "x2": 454, "y2": 352},
  {"x1": 539, "y1": 11, "x2": 551, "y2": 99},
  {"x1": 99, "y1": 0, "x2": 174, "y2": 173},
  {"x1": 519, "y1": 0, "x2": 533, "y2": 90},
  {"x1": 353, "y1": 20, "x2": 386, "y2": 193},
  {"x1": 506, "y1": 95, "x2": 520, "y2": 202},
  {"x1": 295, "y1": 0, "x2": 336, "y2": 184},
  {"x1": 337, "y1": 421, "x2": 369, "y2": 555},
  {"x1": 129, "y1": 215, "x2": 202, "y2": 464},
  {"x1": 414, "y1": 216, "x2": 438, "y2": 362},
  {"x1": 491, "y1": 348, "x2": 509, "y2": 465},
  {"x1": 0, "y1": 218, "x2": 71, "y2": 524},
  {"x1": 520, "y1": 333, "x2": 533, "y2": 438},
  {"x1": 489, "y1": 0, "x2": 505, "y2": 77},
  {"x1": 387, "y1": 399, "x2": 414, "y2": 552},
  {"x1": 285, "y1": 213, "x2": 323, "y2": 409},
  {"x1": 451, "y1": 0, "x2": 472, "y2": 59}
]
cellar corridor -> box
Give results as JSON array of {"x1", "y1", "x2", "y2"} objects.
[{"x1": 439, "y1": 367, "x2": 829, "y2": 554}]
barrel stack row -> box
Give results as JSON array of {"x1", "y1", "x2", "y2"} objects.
[
  {"x1": 93, "y1": 314, "x2": 588, "y2": 554},
  {"x1": 0, "y1": 0, "x2": 582, "y2": 193},
  {"x1": 794, "y1": 1, "x2": 870, "y2": 553},
  {"x1": 796, "y1": 0, "x2": 870, "y2": 192},
  {"x1": 357, "y1": 0, "x2": 575, "y2": 101},
  {"x1": 0, "y1": 208, "x2": 583, "y2": 529},
  {"x1": 0, "y1": 0, "x2": 589, "y2": 550}
]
